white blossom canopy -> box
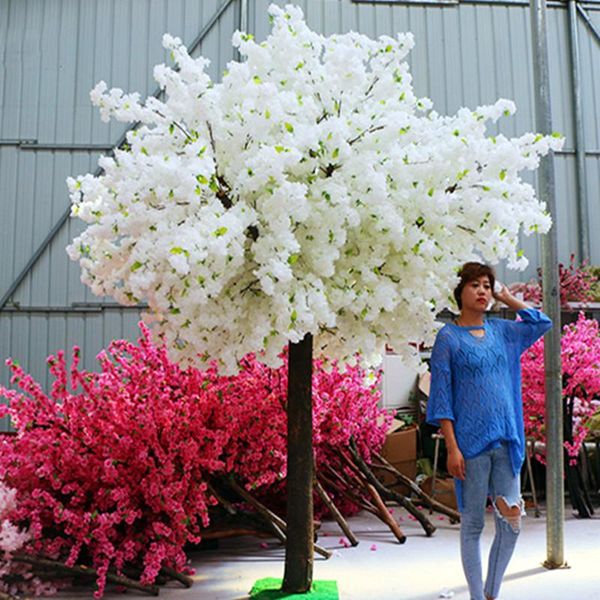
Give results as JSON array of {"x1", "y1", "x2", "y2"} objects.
[{"x1": 68, "y1": 4, "x2": 563, "y2": 372}]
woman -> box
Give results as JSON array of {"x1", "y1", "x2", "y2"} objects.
[{"x1": 426, "y1": 262, "x2": 552, "y2": 600}]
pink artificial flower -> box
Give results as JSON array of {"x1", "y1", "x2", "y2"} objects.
[{"x1": 0, "y1": 323, "x2": 390, "y2": 597}]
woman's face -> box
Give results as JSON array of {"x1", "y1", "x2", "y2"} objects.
[{"x1": 461, "y1": 275, "x2": 493, "y2": 313}]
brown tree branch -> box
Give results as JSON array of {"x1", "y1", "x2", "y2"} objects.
[
  {"x1": 318, "y1": 470, "x2": 379, "y2": 515},
  {"x1": 349, "y1": 439, "x2": 436, "y2": 537},
  {"x1": 365, "y1": 483, "x2": 406, "y2": 544},
  {"x1": 11, "y1": 554, "x2": 159, "y2": 596},
  {"x1": 228, "y1": 476, "x2": 332, "y2": 559},
  {"x1": 371, "y1": 451, "x2": 460, "y2": 522},
  {"x1": 314, "y1": 476, "x2": 358, "y2": 546},
  {"x1": 159, "y1": 565, "x2": 194, "y2": 588}
]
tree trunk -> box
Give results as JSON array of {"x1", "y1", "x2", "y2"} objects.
[{"x1": 282, "y1": 334, "x2": 314, "y2": 593}]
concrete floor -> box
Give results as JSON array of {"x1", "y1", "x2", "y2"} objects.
[{"x1": 62, "y1": 506, "x2": 600, "y2": 600}]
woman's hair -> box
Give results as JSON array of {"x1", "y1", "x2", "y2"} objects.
[{"x1": 453, "y1": 262, "x2": 496, "y2": 310}]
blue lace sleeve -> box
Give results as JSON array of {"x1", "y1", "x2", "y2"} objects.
[
  {"x1": 502, "y1": 308, "x2": 552, "y2": 354},
  {"x1": 426, "y1": 328, "x2": 455, "y2": 426}
]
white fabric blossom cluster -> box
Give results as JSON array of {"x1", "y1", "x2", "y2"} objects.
[
  {"x1": 0, "y1": 480, "x2": 29, "y2": 554},
  {"x1": 68, "y1": 4, "x2": 563, "y2": 372}
]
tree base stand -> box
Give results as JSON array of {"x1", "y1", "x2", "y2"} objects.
[{"x1": 250, "y1": 578, "x2": 338, "y2": 599}]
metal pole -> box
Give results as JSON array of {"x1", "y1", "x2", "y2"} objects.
[
  {"x1": 235, "y1": 0, "x2": 248, "y2": 63},
  {"x1": 239, "y1": 0, "x2": 248, "y2": 33},
  {"x1": 567, "y1": 0, "x2": 590, "y2": 262},
  {"x1": 529, "y1": 0, "x2": 565, "y2": 569}
]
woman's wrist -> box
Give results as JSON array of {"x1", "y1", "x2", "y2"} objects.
[
  {"x1": 503, "y1": 294, "x2": 530, "y2": 311},
  {"x1": 495, "y1": 287, "x2": 530, "y2": 311}
]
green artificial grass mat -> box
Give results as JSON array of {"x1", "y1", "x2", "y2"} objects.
[{"x1": 250, "y1": 577, "x2": 339, "y2": 599}]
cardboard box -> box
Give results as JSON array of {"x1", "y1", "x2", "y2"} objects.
[
  {"x1": 374, "y1": 419, "x2": 418, "y2": 493},
  {"x1": 419, "y1": 476, "x2": 458, "y2": 510}
]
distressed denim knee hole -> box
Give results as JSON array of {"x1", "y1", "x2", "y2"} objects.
[{"x1": 494, "y1": 496, "x2": 524, "y2": 534}]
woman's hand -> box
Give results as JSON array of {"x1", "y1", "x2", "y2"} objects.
[
  {"x1": 493, "y1": 282, "x2": 529, "y2": 311},
  {"x1": 447, "y1": 448, "x2": 466, "y2": 480}
]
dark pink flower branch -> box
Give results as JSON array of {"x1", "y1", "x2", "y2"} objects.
[
  {"x1": 0, "y1": 324, "x2": 390, "y2": 596},
  {"x1": 521, "y1": 313, "x2": 600, "y2": 464}
]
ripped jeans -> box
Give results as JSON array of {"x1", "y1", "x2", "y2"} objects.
[{"x1": 460, "y1": 442, "x2": 524, "y2": 600}]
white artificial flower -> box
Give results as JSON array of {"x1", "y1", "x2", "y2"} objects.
[{"x1": 68, "y1": 3, "x2": 564, "y2": 373}]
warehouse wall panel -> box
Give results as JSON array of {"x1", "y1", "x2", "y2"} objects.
[{"x1": 1, "y1": 0, "x2": 599, "y2": 419}]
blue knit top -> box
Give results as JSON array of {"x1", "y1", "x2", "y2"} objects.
[{"x1": 426, "y1": 308, "x2": 552, "y2": 511}]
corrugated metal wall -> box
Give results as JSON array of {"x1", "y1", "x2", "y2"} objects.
[
  {"x1": 0, "y1": 0, "x2": 240, "y2": 415},
  {"x1": 251, "y1": 0, "x2": 600, "y2": 274},
  {"x1": 1, "y1": 0, "x2": 599, "y2": 419}
]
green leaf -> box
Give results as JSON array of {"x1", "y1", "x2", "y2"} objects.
[
  {"x1": 288, "y1": 254, "x2": 299, "y2": 265},
  {"x1": 252, "y1": 75, "x2": 262, "y2": 84},
  {"x1": 196, "y1": 174, "x2": 208, "y2": 185},
  {"x1": 213, "y1": 226, "x2": 228, "y2": 237},
  {"x1": 332, "y1": 147, "x2": 339, "y2": 159},
  {"x1": 274, "y1": 145, "x2": 285, "y2": 153},
  {"x1": 499, "y1": 169, "x2": 507, "y2": 181},
  {"x1": 290, "y1": 309, "x2": 297, "y2": 324},
  {"x1": 141, "y1": 147, "x2": 149, "y2": 156},
  {"x1": 130, "y1": 261, "x2": 143, "y2": 272},
  {"x1": 284, "y1": 122, "x2": 294, "y2": 133}
]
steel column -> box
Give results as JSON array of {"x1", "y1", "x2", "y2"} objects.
[
  {"x1": 530, "y1": 0, "x2": 566, "y2": 569},
  {"x1": 567, "y1": 0, "x2": 590, "y2": 262}
]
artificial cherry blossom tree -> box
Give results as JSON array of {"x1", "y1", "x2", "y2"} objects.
[{"x1": 68, "y1": 4, "x2": 562, "y2": 593}]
